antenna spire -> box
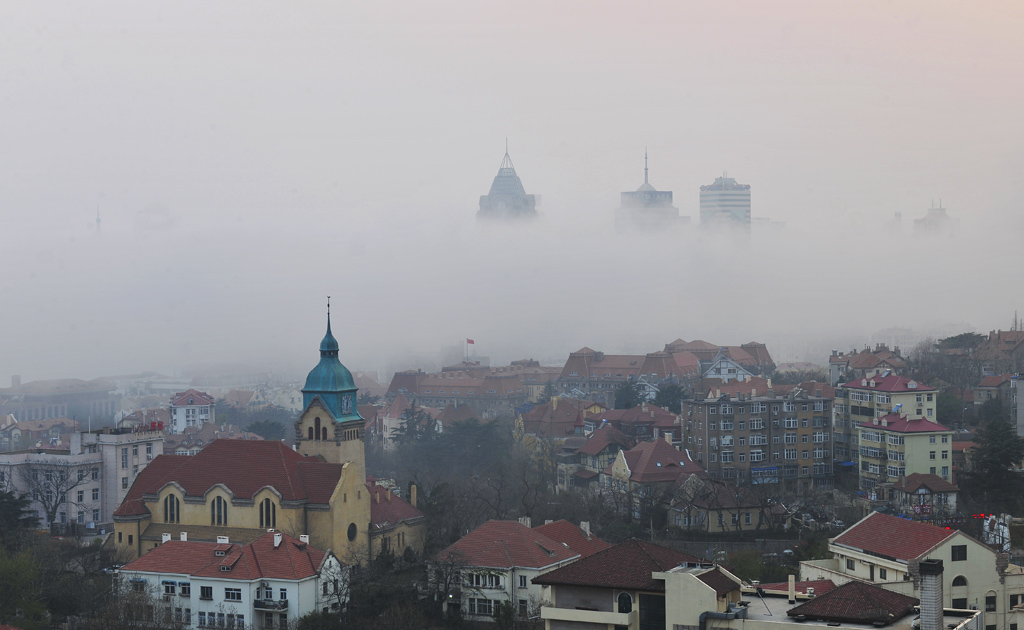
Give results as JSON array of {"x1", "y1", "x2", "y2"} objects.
[
  {"x1": 505, "y1": 137, "x2": 508, "y2": 155},
  {"x1": 644, "y1": 148, "x2": 649, "y2": 185},
  {"x1": 326, "y1": 296, "x2": 332, "y2": 332}
]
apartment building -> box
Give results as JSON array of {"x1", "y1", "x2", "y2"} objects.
[
  {"x1": 682, "y1": 384, "x2": 833, "y2": 491},
  {"x1": 833, "y1": 373, "x2": 936, "y2": 466},
  {"x1": 168, "y1": 389, "x2": 216, "y2": 434},
  {"x1": 857, "y1": 413, "x2": 954, "y2": 493}
]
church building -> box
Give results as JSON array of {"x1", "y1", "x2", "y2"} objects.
[{"x1": 114, "y1": 311, "x2": 423, "y2": 564}]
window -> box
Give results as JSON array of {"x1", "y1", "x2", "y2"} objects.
[
  {"x1": 225, "y1": 588, "x2": 241, "y2": 601},
  {"x1": 879, "y1": 568, "x2": 887, "y2": 580},
  {"x1": 929, "y1": 451, "x2": 936, "y2": 460},
  {"x1": 986, "y1": 595, "x2": 997, "y2": 612},
  {"x1": 122, "y1": 477, "x2": 128, "y2": 489},
  {"x1": 260, "y1": 498, "x2": 276, "y2": 529},
  {"x1": 200, "y1": 586, "x2": 213, "y2": 600},
  {"x1": 92, "y1": 467, "x2": 99, "y2": 480},
  {"x1": 847, "y1": 559, "x2": 855, "y2": 571},
  {"x1": 942, "y1": 451, "x2": 949, "y2": 459},
  {"x1": 164, "y1": 582, "x2": 176, "y2": 596},
  {"x1": 952, "y1": 576, "x2": 967, "y2": 587},
  {"x1": 952, "y1": 598, "x2": 967, "y2": 609},
  {"x1": 122, "y1": 448, "x2": 128, "y2": 469},
  {"x1": 180, "y1": 583, "x2": 190, "y2": 597},
  {"x1": 952, "y1": 545, "x2": 967, "y2": 562},
  {"x1": 164, "y1": 494, "x2": 180, "y2": 523},
  {"x1": 279, "y1": 588, "x2": 287, "y2": 601},
  {"x1": 132, "y1": 579, "x2": 146, "y2": 592},
  {"x1": 77, "y1": 490, "x2": 84, "y2": 503},
  {"x1": 198, "y1": 612, "x2": 206, "y2": 626},
  {"x1": 92, "y1": 488, "x2": 99, "y2": 501},
  {"x1": 211, "y1": 496, "x2": 228, "y2": 526},
  {"x1": 518, "y1": 575, "x2": 527, "y2": 589},
  {"x1": 519, "y1": 599, "x2": 528, "y2": 617},
  {"x1": 942, "y1": 435, "x2": 949, "y2": 443}
]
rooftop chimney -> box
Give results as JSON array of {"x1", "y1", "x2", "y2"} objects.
[
  {"x1": 410, "y1": 484, "x2": 417, "y2": 508},
  {"x1": 580, "y1": 521, "x2": 591, "y2": 537},
  {"x1": 180, "y1": 532, "x2": 187, "y2": 541},
  {"x1": 300, "y1": 534, "x2": 309, "y2": 544},
  {"x1": 162, "y1": 533, "x2": 172, "y2": 543},
  {"x1": 788, "y1": 574, "x2": 796, "y2": 604},
  {"x1": 217, "y1": 536, "x2": 229, "y2": 544},
  {"x1": 919, "y1": 559, "x2": 944, "y2": 630},
  {"x1": 519, "y1": 516, "x2": 531, "y2": 529},
  {"x1": 273, "y1": 532, "x2": 282, "y2": 548}
]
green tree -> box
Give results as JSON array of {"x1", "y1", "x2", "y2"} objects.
[
  {"x1": 297, "y1": 610, "x2": 343, "y2": 630},
  {"x1": 978, "y1": 397, "x2": 1009, "y2": 425},
  {"x1": 358, "y1": 391, "x2": 381, "y2": 405},
  {"x1": 0, "y1": 490, "x2": 40, "y2": 552},
  {"x1": 537, "y1": 381, "x2": 557, "y2": 405},
  {"x1": 391, "y1": 406, "x2": 440, "y2": 445},
  {"x1": 653, "y1": 384, "x2": 687, "y2": 414},
  {"x1": 962, "y1": 416, "x2": 1024, "y2": 509},
  {"x1": 248, "y1": 420, "x2": 286, "y2": 441},
  {"x1": 0, "y1": 549, "x2": 46, "y2": 630},
  {"x1": 614, "y1": 381, "x2": 643, "y2": 410},
  {"x1": 936, "y1": 391, "x2": 965, "y2": 427}
]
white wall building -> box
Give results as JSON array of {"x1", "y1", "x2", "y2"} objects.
[
  {"x1": 169, "y1": 389, "x2": 216, "y2": 434},
  {"x1": 118, "y1": 531, "x2": 347, "y2": 629},
  {"x1": 699, "y1": 173, "x2": 751, "y2": 231},
  {"x1": 0, "y1": 427, "x2": 163, "y2": 530}
]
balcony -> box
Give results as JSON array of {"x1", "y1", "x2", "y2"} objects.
[
  {"x1": 254, "y1": 599, "x2": 288, "y2": 611},
  {"x1": 541, "y1": 606, "x2": 636, "y2": 626}
]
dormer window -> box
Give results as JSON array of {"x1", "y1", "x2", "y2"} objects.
[{"x1": 220, "y1": 565, "x2": 231, "y2": 571}]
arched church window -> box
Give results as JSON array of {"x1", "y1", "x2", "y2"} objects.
[
  {"x1": 164, "y1": 494, "x2": 179, "y2": 523},
  {"x1": 260, "y1": 498, "x2": 277, "y2": 529},
  {"x1": 211, "y1": 496, "x2": 228, "y2": 526},
  {"x1": 314, "y1": 417, "x2": 321, "y2": 441}
]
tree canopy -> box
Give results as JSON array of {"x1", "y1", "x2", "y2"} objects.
[{"x1": 962, "y1": 416, "x2": 1024, "y2": 510}]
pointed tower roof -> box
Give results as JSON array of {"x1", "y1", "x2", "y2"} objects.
[
  {"x1": 478, "y1": 142, "x2": 537, "y2": 219},
  {"x1": 302, "y1": 299, "x2": 358, "y2": 420}
]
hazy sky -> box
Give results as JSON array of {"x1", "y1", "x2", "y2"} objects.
[{"x1": 2, "y1": 1, "x2": 1022, "y2": 383}]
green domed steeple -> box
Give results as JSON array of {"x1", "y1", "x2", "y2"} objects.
[{"x1": 302, "y1": 303, "x2": 359, "y2": 421}]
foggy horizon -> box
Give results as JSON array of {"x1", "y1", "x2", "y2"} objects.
[{"x1": 3, "y1": 1, "x2": 1022, "y2": 385}]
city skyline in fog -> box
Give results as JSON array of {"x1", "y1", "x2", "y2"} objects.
[{"x1": 1, "y1": 1, "x2": 1022, "y2": 384}]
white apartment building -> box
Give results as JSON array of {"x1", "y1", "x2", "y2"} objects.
[
  {"x1": 169, "y1": 389, "x2": 216, "y2": 434},
  {"x1": 699, "y1": 173, "x2": 751, "y2": 231},
  {"x1": 0, "y1": 427, "x2": 163, "y2": 530}
]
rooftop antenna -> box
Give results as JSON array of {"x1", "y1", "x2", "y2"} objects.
[
  {"x1": 644, "y1": 147, "x2": 649, "y2": 185},
  {"x1": 505, "y1": 137, "x2": 509, "y2": 156}
]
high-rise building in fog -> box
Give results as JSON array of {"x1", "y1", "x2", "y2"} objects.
[
  {"x1": 615, "y1": 152, "x2": 682, "y2": 231},
  {"x1": 700, "y1": 172, "x2": 751, "y2": 232},
  {"x1": 477, "y1": 146, "x2": 537, "y2": 220}
]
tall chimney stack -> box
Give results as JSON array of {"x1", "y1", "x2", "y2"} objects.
[{"x1": 919, "y1": 559, "x2": 944, "y2": 630}]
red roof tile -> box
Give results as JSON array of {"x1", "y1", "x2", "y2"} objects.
[
  {"x1": 532, "y1": 539, "x2": 701, "y2": 591},
  {"x1": 786, "y1": 580, "x2": 918, "y2": 623},
  {"x1": 367, "y1": 483, "x2": 424, "y2": 531},
  {"x1": 609, "y1": 439, "x2": 706, "y2": 484},
  {"x1": 170, "y1": 389, "x2": 215, "y2": 406},
  {"x1": 858, "y1": 414, "x2": 951, "y2": 434},
  {"x1": 436, "y1": 520, "x2": 578, "y2": 570},
  {"x1": 978, "y1": 374, "x2": 1012, "y2": 388},
  {"x1": 121, "y1": 531, "x2": 330, "y2": 580},
  {"x1": 841, "y1": 374, "x2": 935, "y2": 393},
  {"x1": 533, "y1": 520, "x2": 611, "y2": 559},
  {"x1": 696, "y1": 567, "x2": 740, "y2": 596},
  {"x1": 576, "y1": 424, "x2": 634, "y2": 457},
  {"x1": 114, "y1": 440, "x2": 342, "y2": 518},
  {"x1": 893, "y1": 473, "x2": 959, "y2": 493},
  {"x1": 832, "y1": 512, "x2": 956, "y2": 561}
]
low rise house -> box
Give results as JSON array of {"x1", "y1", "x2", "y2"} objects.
[
  {"x1": 975, "y1": 374, "x2": 1013, "y2": 411},
  {"x1": 366, "y1": 482, "x2": 426, "y2": 560},
  {"x1": 117, "y1": 531, "x2": 347, "y2": 629},
  {"x1": 533, "y1": 538, "x2": 708, "y2": 630},
  {"x1": 556, "y1": 424, "x2": 634, "y2": 491},
  {"x1": 892, "y1": 473, "x2": 959, "y2": 520},
  {"x1": 589, "y1": 403, "x2": 678, "y2": 443},
  {"x1": 432, "y1": 520, "x2": 584, "y2": 622},
  {"x1": 801, "y1": 511, "x2": 1024, "y2": 630},
  {"x1": 669, "y1": 474, "x2": 786, "y2": 533}
]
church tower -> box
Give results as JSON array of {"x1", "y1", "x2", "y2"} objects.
[{"x1": 295, "y1": 303, "x2": 366, "y2": 480}]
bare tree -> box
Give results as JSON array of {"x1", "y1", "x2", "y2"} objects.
[{"x1": 19, "y1": 459, "x2": 91, "y2": 531}]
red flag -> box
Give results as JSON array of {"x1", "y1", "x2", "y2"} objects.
[{"x1": 467, "y1": 338, "x2": 475, "y2": 344}]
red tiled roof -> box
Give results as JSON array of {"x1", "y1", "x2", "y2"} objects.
[
  {"x1": 576, "y1": 424, "x2": 634, "y2": 457},
  {"x1": 978, "y1": 374, "x2": 1012, "y2": 388},
  {"x1": 858, "y1": 414, "x2": 950, "y2": 434},
  {"x1": 832, "y1": 512, "x2": 956, "y2": 561},
  {"x1": 121, "y1": 531, "x2": 329, "y2": 580},
  {"x1": 435, "y1": 520, "x2": 578, "y2": 570},
  {"x1": 114, "y1": 440, "x2": 341, "y2": 518},
  {"x1": 841, "y1": 374, "x2": 934, "y2": 393},
  {"x1": 367, "y1": 483, "x2": 424, "y2": 531},
  {"x1": 757, "y1": 579, "x2": 836, "y2": 595},
  {"x1": 533, "y1": 520, "x2": 611, "y2": 559},
  {"x1": 610, "y1": 439, "x2": 705, "y2": 484},
  {"x1": 170, "y1": 389, "x2": 215, "y2": 406},
  {"x1": 697, "y1": 567, "x2": 740, "y2": 596},
  {"x1": 893, "y1": 473, "x2": 959, "y2": 494},
  {"x1": 532, "y1": 539, "x2": 700, "y2": 591},
  {"x1": 593, "y1": 404, "x2": 677, "y2": 429},
  {"x1": 952, "y1": 441, "x2": 975, "y2": 453},
  {"x1": 786, "y1": 580, "x2": 918, "y2": 623}
]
